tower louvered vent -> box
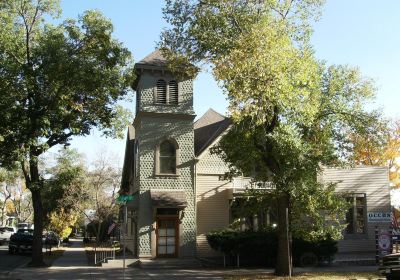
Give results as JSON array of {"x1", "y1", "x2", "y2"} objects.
[
  {"x1": 169, "y1": 80, "x2": 178, "y2": 105},
  {"x1": 156, "y1": 79, "x2": 167, "y2": 104}
]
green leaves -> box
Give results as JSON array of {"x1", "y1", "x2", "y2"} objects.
[
  {"x1": 0, "y1": 1, "x2": 135, "y2": 167},
  {"x1": 161, "y1": 0, "x2": 382, "y2": 244}
]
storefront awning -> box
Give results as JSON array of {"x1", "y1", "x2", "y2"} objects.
[{"x1": 150, "y1": 190, "x2": 187, "y2": 208}]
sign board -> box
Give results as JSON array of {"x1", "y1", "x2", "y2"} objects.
[
  {"x1": 116, "y1": 195, "x2": 134, "y2": 204},
  {"x1": 368, "y1": 212, "x2": 391, "y2": 222},
  {"x1": 378, "y1": 233, "x2": 391, "y2": 251}
]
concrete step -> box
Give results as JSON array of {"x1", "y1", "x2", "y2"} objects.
[
  {"x1": 101, "y1": 258, "x2": 140, "y2": 268},
  {"x1": 140, "y1": 258, "x2": 202, "y2": 269}
]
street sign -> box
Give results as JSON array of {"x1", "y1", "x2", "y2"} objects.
[{"x1": 116, "y1": 195, "x2": 134, "y2": 204}]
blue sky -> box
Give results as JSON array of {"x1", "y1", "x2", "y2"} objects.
[{"x1": 54, "y1": 0, "x2": 400, "y2": 165}]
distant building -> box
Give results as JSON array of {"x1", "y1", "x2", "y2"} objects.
[{"x1": 119, "y1": 50, "x2": 391, "y2": 260}]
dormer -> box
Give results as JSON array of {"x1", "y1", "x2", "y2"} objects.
[{"x1": 132, "y1": 50, "x2": 195, "y2": 116}]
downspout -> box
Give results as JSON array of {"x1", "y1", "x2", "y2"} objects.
[{"x1": 193, "y1": 157, "x2": 199, "y2": 257}]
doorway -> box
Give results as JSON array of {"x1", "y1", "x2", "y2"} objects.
[{"x1": 156, "y1": 217, "x2": 178, "y2": 257}]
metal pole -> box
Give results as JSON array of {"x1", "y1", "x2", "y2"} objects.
[{"x1": 123, "y1": 203, "x2": 127, "y2": 280}]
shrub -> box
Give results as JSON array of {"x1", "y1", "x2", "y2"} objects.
[{"x1": 206, "y1": 229, "x2": 337, "y2": 266}]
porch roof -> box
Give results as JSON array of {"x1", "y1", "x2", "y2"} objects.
[{"x1": 150, "y1": 190, "x2": 187, "y2": 208}]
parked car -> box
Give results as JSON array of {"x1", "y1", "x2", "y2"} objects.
[
  {"x1": 0, "y1": 227, "x2": 17, "y2": 244},
  {"x1": 8, "y1": 228, "x2": 34, "y2": 254},
  {"x1": 17, "y1": 223, "x2": 33, "y2": 230},
  {"x1": 43, "y1": 231, "x2": 61, "y2": 248}
]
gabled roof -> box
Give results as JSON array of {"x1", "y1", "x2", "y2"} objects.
[
  {"x1": 194, "y1": 108, "x2": 231, "y2": 156},
  {"x1": 135, "y1": 49, "x2": 167, "y2": 70}
]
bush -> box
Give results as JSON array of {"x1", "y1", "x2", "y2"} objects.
[{"x1": 206, "y1": 229, "x2": 337, "y2": 267}]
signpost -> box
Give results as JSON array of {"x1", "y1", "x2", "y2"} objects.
[{"x1": 116, "y1": 195, "x2": 134, "y2": 280}]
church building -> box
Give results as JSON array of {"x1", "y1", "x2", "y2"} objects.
[{"x1": 119, "y1": 50, "x2": 391, "y2": 262}]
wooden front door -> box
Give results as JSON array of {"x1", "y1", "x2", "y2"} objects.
[{"x1": 156, "y1": 218, "x2": 178, "y2": 257}]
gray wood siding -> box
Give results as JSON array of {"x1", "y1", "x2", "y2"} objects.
[
  {"x1": 196, "y1": 174, "x2": 233, "y2": 257},
  {"x1": 322, "y1": 166, "x2": 390, "y2": 255}
]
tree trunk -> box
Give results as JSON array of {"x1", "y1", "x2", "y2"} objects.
[
  {"x1": 275, "y1": 193, "x2": 291, "y2": 276},
  {"x1": 28, "y1": 160, "x2": 45, "y2": 267}
]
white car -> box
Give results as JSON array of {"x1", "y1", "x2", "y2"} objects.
[{"x1": 0, "y1": 227, "x2": 17, "y2": 243}]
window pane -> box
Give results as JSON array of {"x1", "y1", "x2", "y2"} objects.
[
  {"x1": 160, "y1": 141, "x2": 175, "y2": 156},
  {"x1": 346, "y1": 208, "x2": 354, "y2": 234},
  {"x1": 166, "y1": 237, "x2": 175, "y2": 245},
  {"x1": 167, "y1": 229, "x2": 175, "y2": 236},
  {"x1": 158, "y1": 246, "x2": 166, "y2": 254},
  {"x1": 356, "y1": 196, "x2": 365, "y2": 206},
  {"x1": 356, "y1": 208, "x2": 365, "y2": 233},
  {"x1": 159, "y1": 238, "x2": 166, "y2": 245},
  {"x1": 159, "y1": 229, "x2": 167, "y2": 237},
  {"x1": 160, "y1": 157, "x2": 176, "y2": 174},
  {"x1": 167, "y1": 245, "x2": 175, "y2": 254}
]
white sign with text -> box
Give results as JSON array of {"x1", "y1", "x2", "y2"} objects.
[{"x1": 368, "y1": 212, "x2": 392, "y2": 222}]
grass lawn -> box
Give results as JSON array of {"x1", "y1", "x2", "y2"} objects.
[{"x1": 224, "y1": 271, "x2": 383, "y2": 280}]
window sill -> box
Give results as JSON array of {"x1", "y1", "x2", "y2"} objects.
[
  {"x1": 153, "y1": 103, "x2": 179, "y2": 106},
  {"x1": 155, "y1": 173, "x2": 180, "y2": 178}
]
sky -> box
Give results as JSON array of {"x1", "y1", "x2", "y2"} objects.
[{"x1": 51, "y1": 0, "x2": 400, "y2": 166}]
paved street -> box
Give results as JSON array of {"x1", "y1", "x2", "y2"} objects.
[{"x1": 0, "y1": 244, "x2": 30, "y2": 275}]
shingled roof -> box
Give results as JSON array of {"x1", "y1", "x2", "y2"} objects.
[
  {"x1": 194, "y1": 109, "x2": 231, "y2": 156},
  {"x1": 135, "y1": 49, "x2": 167, "y2": 70}
]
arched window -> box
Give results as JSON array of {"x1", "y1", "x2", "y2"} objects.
[
  {"x1": 156, "y1": 79, "x2": 167, "y2": 104},
  {"x1": 168, "y1": 80, "x2": 178, "y2": 105},
  {"x1": 158, "y1": 140, "x2": 177, "y2": 174}
]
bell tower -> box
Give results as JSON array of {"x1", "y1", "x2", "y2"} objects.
[{"x1": 131, "y1": 50, "x2": 196, "y2": 259}]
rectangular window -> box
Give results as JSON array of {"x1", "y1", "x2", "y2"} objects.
[{"x1": 346, "y1": 194, "x2": 366, "y2": 234}]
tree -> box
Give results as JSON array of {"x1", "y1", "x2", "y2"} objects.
[
  {"x1": 352, "y1": 119, "x2": 400, "y2": 188},
  {"x1": 83, "y1": 151, "x2": 120, "y2": 242},
  {"x1": 161, "y1": 0, "x2": 381, "y2": 275},
  {"x1": 0, "y1": 167, "x2": 33, "y2": 226},
  {"x1": 42, "y1": 148, "x2": 88, "y2": 237},
  {"x1": 0, "y1": 0, "x2": 134, "y2": 266},
  {"x1": 48, "y1": 208, "x2": 77, "y2": 239}
]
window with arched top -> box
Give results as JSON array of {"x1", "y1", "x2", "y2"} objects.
[
  {"x1": 168, "y1": 80, "x2": 178, "y2": 104},
  {"x1": 156, "y1": 139, "x2": 179, "y2": 175},
  {"x1": 156, "y1": 79, "x2": 167, "y2": 104}
]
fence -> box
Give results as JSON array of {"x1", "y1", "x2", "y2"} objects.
[{"x1": 94, "y1": 241, "x2": 119, "y2": 265}]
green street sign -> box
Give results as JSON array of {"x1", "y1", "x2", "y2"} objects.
[{"x1": 116, "y1": 195, "x2": 134, "y2": 204}]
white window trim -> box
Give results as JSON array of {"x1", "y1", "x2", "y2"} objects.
[{"x1": 155, "y1": 138, "x2": 180, "y2": 177}]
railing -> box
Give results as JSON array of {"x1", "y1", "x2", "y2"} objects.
[
  {"x1": 232, "y1": 178, "x2": 275, "y2": 193},
  {"x1": 94, "y1": 241, "x2": 119, "y2": 265}
]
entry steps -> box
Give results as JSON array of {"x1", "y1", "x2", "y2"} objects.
[
  {"x1": 101, "y1": 258, "x2": 202, "y2": 269},
  {"x1": 139, "y1": 258, "x2": 202, "y2": 269},
  {"x1": 101, "y1": 258, "x2": 139, "y2": 268}
]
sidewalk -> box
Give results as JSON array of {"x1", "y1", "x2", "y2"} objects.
[
  {"x1": 1, "y1": 239, "x2": 383, "y2": 280},
  {"x1": 4, "y1": 238, "x2": 150, "y2": 280}
]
